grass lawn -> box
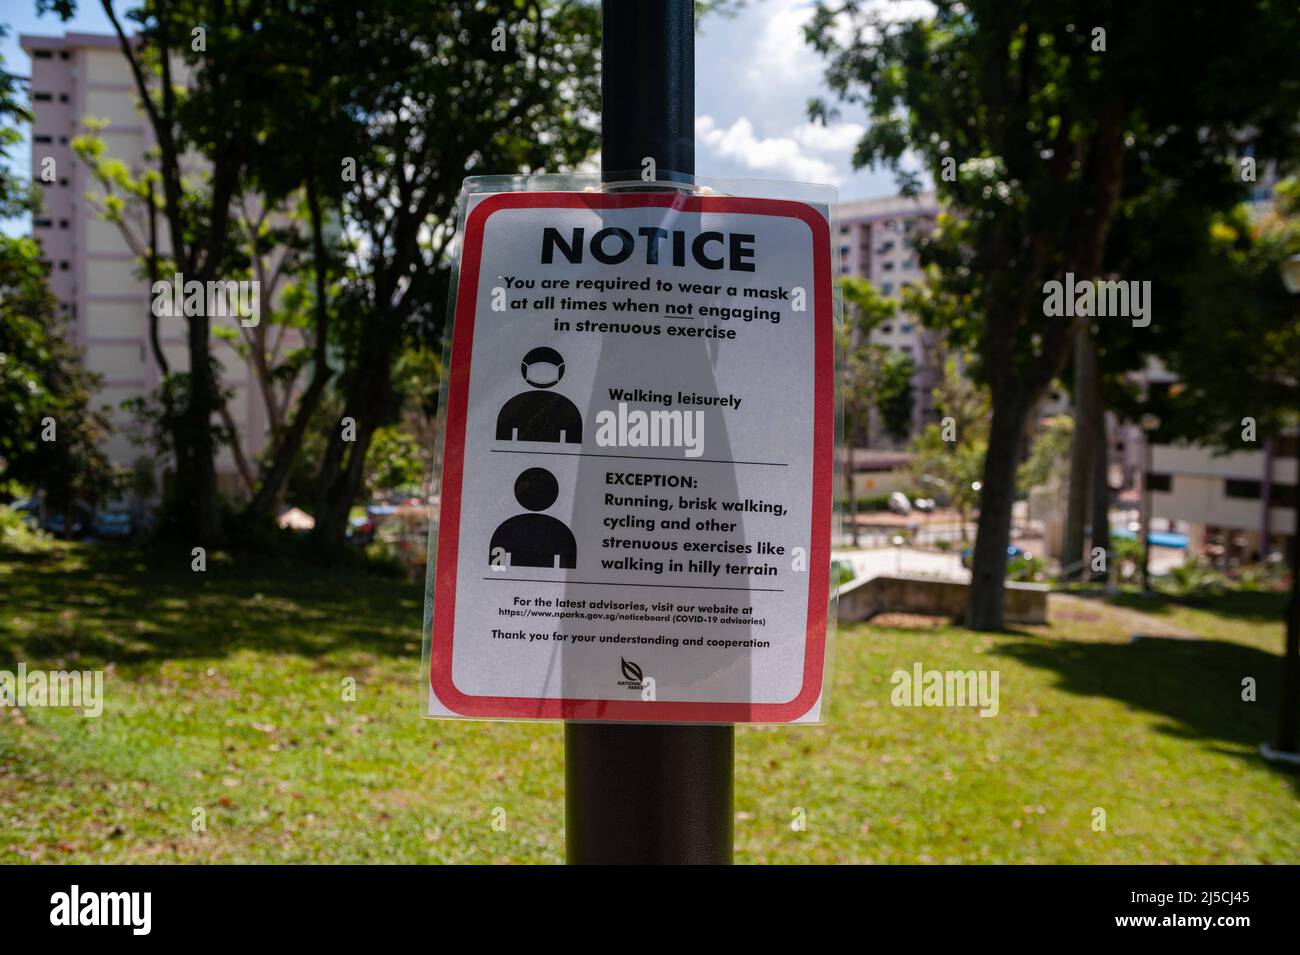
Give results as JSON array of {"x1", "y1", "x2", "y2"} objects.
[{"x1": 1, "y1": 542, "x2": 1297, "y2": 864}]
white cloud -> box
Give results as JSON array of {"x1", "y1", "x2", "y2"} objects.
[
  {"x1": 694, "y1": 0, "x2": 931, "y2": 198},
  {"x1": 697, "y1": 116, "x2": 836, "y2": 183},
  {"x1": 696, "y1": 115, "x2": 866, "y2": 185},
  {"x1": 792, "y1": 121, "x2": 866, "y2": 152},
  {"x1": 744, "y1": 0, "x2": 821, "y2": 87}
]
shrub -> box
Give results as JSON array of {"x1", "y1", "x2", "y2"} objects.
[{"x1": 0, "y1": 504, "x2": 54, "y2": 554}]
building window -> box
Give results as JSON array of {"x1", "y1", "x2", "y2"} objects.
[
  {"x1": 882, "y1": 261, "x2": 895, "y2": 272},
  {"x1": 1224, "y1": 479, "x2": 1261, "y2": 500},
  {"x1": 900, "y1": 322, "x2": 913, "y2": 333},
  {"x1": 33, "y1": 135, "x2": 52, "y2": 144},
  {"x1": 1272, "y1": 484, "x2": 1297, "y2": 509},
  {"x1": 881, "y1": 324, "x2": 893, "y2": 334},
  {"x1": 59, "y1": 261, "x2": 70, "y2": 271},
  {"x1": 1147, "y1": 473, "x2": 1172, "y2": 492},
  {"x1": 1275, "y1": 434, "x2": 1298, "y2": 459},
  {"x1": 60, "y1": 52, "x2": 70, "y2": 60},
  {"x1": 34, "y1": 217, "x2": 52, "y2": 228},
  {"x1": 33, "y1": 92, "x2": 52, "y2": 102},
  {"x1": 58, "y1": 219, "x2": 69, "y2": 229},
  {"x1": 881, "y1": 282, "x2": 894, "y2": 296},
  {"x1": 59, "y1": 93, "x2": 69, "y2": 103}
]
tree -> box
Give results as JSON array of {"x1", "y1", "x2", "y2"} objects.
[
  {"x1": 300, "y1": 0, "x2": 602, "y2": 555},
  {"x1": 808, "y1": 0, "x2": 1300, "y2": 629},
  {"x1": 839, "y1": 277, "x2": 913, "y2": 545},
  {"x1": 1017, "y1": 413, "x2": 1072, "y2": 539},
  {"x1": 1158, "y1": 182, "x2": 1300, "y2": 751},
  {"x1": 908, "y1": 355, "x2": 988, "y2": 544},
  {"x1": 42, "y1": 0, "x2": 291, "y2": 545},
  {"x1": 0, "y1": 27, "x2": 115, "y2": 519}
]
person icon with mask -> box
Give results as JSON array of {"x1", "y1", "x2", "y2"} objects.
[
  {"x1": 495, "y1": 346, "x2": 583, "y2": 443},
  {"x1": 489, "y1": 467, "x2": 577, "y2": 569}
]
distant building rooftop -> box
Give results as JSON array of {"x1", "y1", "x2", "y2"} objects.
[{"x1": 835, "y1": 191, "x2": 939, "y2": 223}]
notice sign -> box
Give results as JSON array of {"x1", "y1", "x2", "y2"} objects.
[{"x1": 427, "y1": 191, "x2": 834, "y2": 723}]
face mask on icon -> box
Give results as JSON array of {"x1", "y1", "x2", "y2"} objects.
[{"x1": 523, "y1": 362, "x2": 562, "y2": 388}]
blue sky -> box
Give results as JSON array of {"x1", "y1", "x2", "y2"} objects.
[{"x1": 1, "y1": 0, "x2": 911, "y2": 235}]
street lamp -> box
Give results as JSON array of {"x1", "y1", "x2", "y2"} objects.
[
  {"x1": 1262, "y1": 254, "x2": 1300, "y2": 763},
  {"x1": 1138, "y1": 412, "x2": 1161, "y2": 593}
]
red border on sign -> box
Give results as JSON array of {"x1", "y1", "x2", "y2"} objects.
[{"x1": 429, "y1": 191, "x2": 833, "y2": 722}]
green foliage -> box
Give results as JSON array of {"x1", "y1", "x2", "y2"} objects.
[
  {"x1": 1006, "y1": 552, "x2": 1044, "y2": 583},
  {"x1": 0, "y1": 36, "x2": 114, "y2": 510},
  {"x1": 0, "y1": 504, "x2": 53, "y2": 554},
  {"x1": 839, "y1": 276, "x2": 913, "y2": 444},
  {"x1": 908, "y1": 355, "x2": 988, "y2": 518},
  {"x1": 808, "y1": 0, "x2": 1300, "y2": 627},
  {"x1": 1017, "y1": 414, "x2": 1072, "y2": 496},
  {"x1": 1165, "y1": 558, "x2": 1229, "y2": 598},
  {"x1": 364, "y1": 425, "x2": 426, "y2": 497},
  {"x1": 1157, "y1": 179, "x2": 1300, "y2": 449},
  {"x1": 1110, "y1": 534, "x2": 1143, "y2": 583},
  {"x1": 831, "y1": 559, "x2": 855, "y2": 587}
]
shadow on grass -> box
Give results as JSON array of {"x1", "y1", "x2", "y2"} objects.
[
  {"x1": 1108, "y1": 589, "x2": 1286, "y2": 625},
  {"x1": 0, "y1": 541, "x2": 423, "y2": 668},
  {"x1": 994, "y1": 633, "x2": 1300, "y2": 789}
]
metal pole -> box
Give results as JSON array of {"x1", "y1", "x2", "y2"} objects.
[
  {"x1": 1141, "y1": 432, "x2": 1152, "y2": 592},
  {"x1": 564, "y1": 0, "x2": 734, "y2": 865}
]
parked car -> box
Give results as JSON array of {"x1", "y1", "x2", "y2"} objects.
[
  {"x1": 887, "y1": 491, "x2": 913, "y2": 515},
  {"x1": 913, "y1": 497, "x2": 936, "y2": 513},
  {"x1": 92, "y1": 509, "x2": 135, "y2": 540},
  {"x1": 960, "y1": 544, "x2": 1024, "y2": 569},
  {"x1": 44, "y1": 512, "x2": 86, "y2": 538}
]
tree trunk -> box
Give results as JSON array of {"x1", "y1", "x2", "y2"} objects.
[
  {"x1": 244, "y1": 174, "x2": 334, "y2": 522},
  {"x1": 966, "y1": 395, "x2": 1027, "y2": 631},
  {"x1": 1062, "y1": 324, "x2": 1098, "y2": 580},
  {"x1": 189, "y1": 313, "x2": 225, "y2": 547},
  {"x1": 1090, "y1": 411, "x2": 1111, "y2": 582},
  {"x1": 312, "y1": 331, "x2": 396, "y2": 556}
]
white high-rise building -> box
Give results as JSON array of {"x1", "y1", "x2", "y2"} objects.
[{"x1": 834, "y1": 192, "x2": 941, "y2": 444}]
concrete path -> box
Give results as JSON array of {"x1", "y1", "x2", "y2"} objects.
[{"x1": 1050, "y1": 592, "x2": 1198, "y2": 640}]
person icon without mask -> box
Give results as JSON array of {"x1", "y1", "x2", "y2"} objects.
[
  {"x1": 495, "y1": 346, "x2": 583, "y2": 443},
  {"x1": 489, "y1": 467, "x2": 577, "y2": 570}
]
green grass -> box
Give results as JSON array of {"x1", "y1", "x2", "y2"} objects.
[{"x1": 1, "y1": 543, "x2": 1296, "y2": 863}]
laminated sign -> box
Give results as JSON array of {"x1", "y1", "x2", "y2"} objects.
[{"x1": 427, "y1": 190, "x2": 835, "y2": 723}]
